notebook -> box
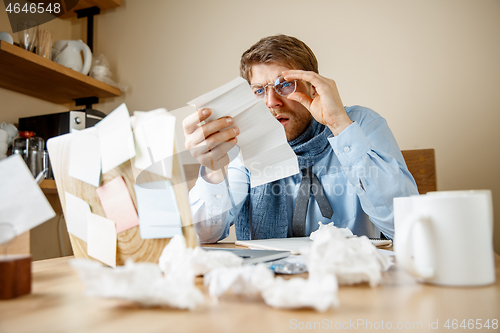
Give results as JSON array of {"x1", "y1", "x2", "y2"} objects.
[{"x1": 235, "y1": 237, "x2": 392, "y2": 255}]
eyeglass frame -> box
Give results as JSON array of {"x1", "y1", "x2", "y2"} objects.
[{"x1": 250, "y1": 75, "x2": 298, "y2": 100}]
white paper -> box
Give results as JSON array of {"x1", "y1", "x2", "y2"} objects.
[
  {"x1": 97, "y1": 103, "x2": 136, "y2": 173},
  {"x1": 64, "y1": 192, "x2": 91, "y2": 242},
  {"x1": 261, "y1": 274, "x2": 339, "y2": 312},
  {"x1": 70, "y1": 258, "x2": 204, "y2": 310},
  {"x1": 134, "y1": 180, "x2": 183, "y2": 239},
  {"x1": 132, "y1": 109, "x2": 176, "y2": 179},
  {"x1": 188, "y1": 77, "x2": 299, "y2": 187},
  {"x1": 168, "y1": 106, "x2": 199, "y2": 165},
  {"x1": 305, "y1": 222, "x2": 392, "y2": 287},
  {"x1": 86, "y1": 212, "x2": 117, "y2": 267},
  {"x1": 158, "y1": 234, "x2": 242, "y2": 277},
  {"x1": 68, "y1": 129, "x2": 101, "y2": 187},
  {"x1": 204, "y1": 264, "x2": 339, "y2": 312},
  {"x1": 0, "y1": 155, "x2": 55, "y2": 238}
]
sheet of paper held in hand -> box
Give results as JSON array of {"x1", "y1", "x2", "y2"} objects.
[
  {"x1": 0, "y1": 155, "x2": 55, "y2": 237},
  {"x1": 188, "y1": 77, "x2": 299, "y2": 187}
]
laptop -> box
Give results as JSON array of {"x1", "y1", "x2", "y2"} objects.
[{"x1": 203, "y1": 248, "x2": 290, "y2": 265}]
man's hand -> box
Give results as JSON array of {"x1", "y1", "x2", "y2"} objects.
[
  {"x1": 183, "y1": 108, "x2": 239, "y2": 184},
  {"x1": 283, "y1": 70, "x2": 353, "y2": 136}
]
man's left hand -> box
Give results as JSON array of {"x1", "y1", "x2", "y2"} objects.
[{"x1": 283, "y1": 70, "x2": 353, "y2": 136}]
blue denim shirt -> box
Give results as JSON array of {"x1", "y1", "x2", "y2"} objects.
[{"x1": 189, "y1": 106, "x2": 419, "y2": 243}]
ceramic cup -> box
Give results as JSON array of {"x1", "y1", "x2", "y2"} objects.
[
  {"x1": 394, "y1": 191, "x2": 495, "y2": 286},
  {"x1": 0, "y1": 142, "x2": 8, "y2": 155},
  {"x1": 0, "y1": 129, "x2": 8, "y2": 143}
]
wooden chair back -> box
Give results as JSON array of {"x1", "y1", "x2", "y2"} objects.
[{"x1": 401, "y1": 149, "x2": 437, "y2": 194}]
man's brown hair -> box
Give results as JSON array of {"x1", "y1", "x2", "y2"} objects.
[{"x1": 240, "y1": 34, "x2": 319, "y2": 83}]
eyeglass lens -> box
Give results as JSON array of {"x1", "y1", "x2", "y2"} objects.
[{"x1": 251, "y1": 76, "x2": 297, "y2": 99}]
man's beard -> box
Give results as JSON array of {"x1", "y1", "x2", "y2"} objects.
[{"x1": 270, "y1": 107, "x2": 312, "y2": 141}]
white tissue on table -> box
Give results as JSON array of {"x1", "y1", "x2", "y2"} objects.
[
  {"x1": 158, "y1": 235, "x2": 243, "y2": 277},
  {"x1": 204, "y1": 264, "x2": 339, "y2": 312},
  {"x1": 261, "y1": 274, "x2": 339, "y2": 312},
  {"x1": 70, "y1": 258, "x2": 204, "y2": 310},
  {"x1": 204, "y1": 264, "x2": 275, "y2": 299},
  {"x1": 306, "y1": 222, "x2": 392, "y2": 287},
  {"x1": 309, "y1": 221, "x2": 353, "y2": 240}
]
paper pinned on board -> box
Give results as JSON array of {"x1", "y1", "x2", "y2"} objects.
[
  {"x1": 97, "y1": 103, "x2": 136, "y2": 174},
  {"x1": 86, "y1": 212, "x2": 117, "y2": 267},
  {"x1": 68, "y1": 129, "x2": 101, "y2": 187},
  {"x1": 187, "y1": 77, "x2": 299, "y2": 187},
  {"x1": 96, "y1": 176, "x2": 139, "y2": 233},
  {"x1": 0, "y1": 154, "x2": 55, "y2": 238},
  {"x1": 134, "y1": 180, "x2": 183, "y2": 239},
  {"x1": 132, "y1": 109, "x2": 176, "y2": 179},
  {"x1": 64, "y1": 192, "x2": 91, "y2": 242}
]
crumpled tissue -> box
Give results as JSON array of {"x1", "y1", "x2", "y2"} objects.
[
  {"x1": 306, "y1": 222, "x2": 392, "y2": 287},
  {"x1": 70, "y1": 258, "x2": 204, "y2": 310},
  {"x1": 158, "y1": 235, "x2": 243, "y2": 276},
  {"x1": 71, "y1": 234, "x2": 243, "y2": 310},
  {"x1": 204, "y1": 264, "x2": 340, "y2": 312}
]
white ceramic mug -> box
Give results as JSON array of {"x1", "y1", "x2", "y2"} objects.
[
  {"x1": 394, "y1": 191, "x2": 496, "y2": 286},
  {"x1": 0, "y1": 129, "x2": 8, "y2": 143}
]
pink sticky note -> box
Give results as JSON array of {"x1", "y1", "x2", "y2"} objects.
[{"x1": 96, "y1": 176, "x2": 139, "y2": 233}]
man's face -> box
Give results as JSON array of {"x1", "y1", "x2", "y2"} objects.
[{"x1": 250, "y1": 63, "x2": 313, "y2": 141}]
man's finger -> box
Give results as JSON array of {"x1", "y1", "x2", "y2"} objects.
[
  {"x1": 287, "y1": 92, "x2": 313, "y2": 110},
  {"x1": 282, "y1": 70, "x2": 325, "y2": 87},
  {"x1": 182, "y1": 108, "x2": 211, "y2": 135}
]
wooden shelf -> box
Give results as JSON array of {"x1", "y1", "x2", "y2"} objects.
[
  {"x1": 0, "y1": 41, "x2": 121, "y2": 104},
  {"x1": 40, "y1": 179, "x2": 57, "y2": 195},
  {"x1": 59, "y1": 0, "x2": 122, "y2": 19}
]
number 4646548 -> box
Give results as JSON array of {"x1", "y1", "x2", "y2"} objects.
[
  {"x1": 6, "y1": 2, "x2": 61, "y2": 14},
  {"x1": 444, "y1": 319, "x2": 498, "y2": 330}
]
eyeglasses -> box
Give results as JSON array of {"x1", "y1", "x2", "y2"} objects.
[{"x1": 251, "y1": 76, "x2": 297, "y2": 99}]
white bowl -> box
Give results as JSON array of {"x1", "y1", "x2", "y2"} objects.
[
  {"x1": 0, "y1": 142, "x2": 7, "y2": 155},
  {"x1": 0, "y1": 154, "x2": 6, "y2": 160}
]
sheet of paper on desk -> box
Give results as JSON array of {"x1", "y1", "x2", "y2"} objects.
[
  {"x1": 132, "y1": 109, "x2": 176, "y2": 179},
  {"x1": 96, "y1": 176, "x2": 139, "y2": 233},
  {"x1": 86, "y1": 212, "x2": 117, "y2": 267},
  {"x1": 68, "y1": 129, "x2": 101, "y2": 187},
  {"x1": 134, "y1": 180, "x2": 182, "y2": 239},
  {"x1": 64, "y1": 192, "x2": 91, "y2": 242},
  {"x1": 188, "y1": 77, "x2": 299, "y2": 187},
  {"x1": 0, "y1": 155, "x2": 55, "y2": 237},
  {"x1": 97, "y1": 103, "x2": 136, "y2": 174}
]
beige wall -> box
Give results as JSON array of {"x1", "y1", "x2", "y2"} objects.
[{"x1": 1, "y1": 0, "x2": 499, "y2": 252}]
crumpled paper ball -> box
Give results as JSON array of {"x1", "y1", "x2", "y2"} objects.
[
  {"x1": 261, "y1": 274, "x2": 339, "y2": 312},
  {"x1": 70, "y1": 258, "x2": 204, "y2": 310},
  {"x1": 204, "y1": 264, "x2": 340, "y2": 312},
  {"x1": 71, "y1": 234, "x2": 243, "y2": 310},
  {"x1": 305, "y1": 222, "x2": 392, "y2": 287},
  {"x1": 159, "y1": 235, "x2": 243, "y2": 277}
]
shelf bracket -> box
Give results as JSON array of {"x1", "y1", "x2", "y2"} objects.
[
  {"x1": 75, "y1": 6, "x2": 101, "y2": 52},
  {"x1": 75, "y1": 97, "x2": 99, "y2": 110}
]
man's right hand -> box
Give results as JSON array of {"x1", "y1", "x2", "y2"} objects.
[{"x1": 183, "y1": 108, "x2": 239, "y2": 184}]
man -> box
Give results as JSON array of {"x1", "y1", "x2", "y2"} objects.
[{"x1": 183, "y1": 35, "x2": 418, "y2": 243}]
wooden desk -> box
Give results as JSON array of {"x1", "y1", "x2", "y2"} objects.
[{"x1": 0, "y1": 254, "x2": 499, "y2": 333}]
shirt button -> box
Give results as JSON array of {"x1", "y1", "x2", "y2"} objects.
[
  {"x1": 344, "y1": 146, "x2": 350, "y2": 152},
  {"x1": 215, "y1": 194, "x2": 222, "y2": 199}
]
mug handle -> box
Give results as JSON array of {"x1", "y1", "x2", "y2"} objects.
[{"x1": 396, "y1": 213, "x2": 435, "y2": 279}]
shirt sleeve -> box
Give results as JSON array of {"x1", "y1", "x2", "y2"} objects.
[
  {"x1": 328, "y1": 112, "x2": 419, "y2": 238},
  {"x1": 189, "y1": 153, "x2": 250, "y2": 243}
]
